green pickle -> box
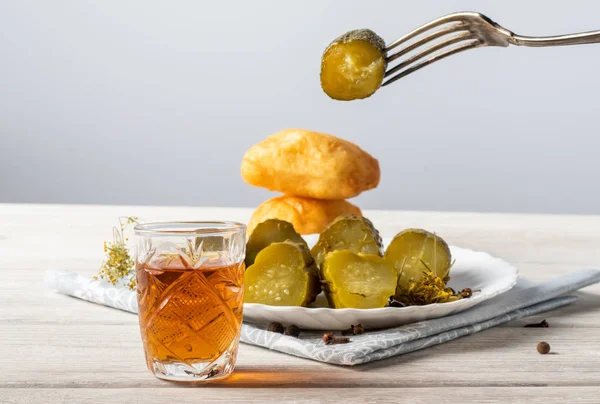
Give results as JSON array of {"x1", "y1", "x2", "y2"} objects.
[
  {"x1": 311, "y1": 215, "x2": 383, "y2": 268},
  {"x1": 245, "y1": 219, "x2": 306, "y2": 267},
  {"x1": 244, "y1": 241, "x2": 320, "y2": 306},
  {"x1": 322, "y1": 250, "x2": 396, "y2": 309},
  {"x1": 384, "y1": 229, "x2": 452, "y2": 293}
]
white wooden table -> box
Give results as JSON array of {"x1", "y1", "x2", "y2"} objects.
[{"x1": 2, "y1": 204, "x2": 600, "y2": 403}]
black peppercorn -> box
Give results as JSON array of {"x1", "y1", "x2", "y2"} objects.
[
  {"x1": 267, "y1": 322, "x2": 284, "y2": 333},
  {"x1": 537, "y1": 341, "x2": 551, "y2": 354},
  {"x1": 284, "y1": 324, "x2": 301, "y2": 337},
  {"x1": 459, "y1": 288, "x2": 473, "y2": 298}
]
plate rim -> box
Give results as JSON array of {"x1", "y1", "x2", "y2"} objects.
[{"x1": 243, "y1": 245, "x2": 519, "y2": 314}]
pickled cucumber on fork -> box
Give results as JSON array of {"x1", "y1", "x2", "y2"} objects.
[
  {"x1": 321, "y1": 250, "x2": 397, "y2": 309},
  {"x1": 245, "y1": 219, "x2": 306, "y2": 267},
  {"x1": 384, "y1": 229, "x2": 452, "y2": 293},
  {"x1": 244, "y1": 241, "x2": 320, "y2": 306},
  {"x1": 320, "y1": 29, "x2": 387, "y2": 101},
  {"x1": 311, "y1": 215, "x2": 383, "y2": 268}
]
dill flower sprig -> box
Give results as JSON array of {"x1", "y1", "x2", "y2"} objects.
[
  {"x1": 390, "y1": 258, "x2": 475, "y2": 306},
  {"x1": 394, "y1": 271, "x2": 461, "y2": 306},
  {"x1": 94, "y1": 216, "x2": 138, "y2": 290}
]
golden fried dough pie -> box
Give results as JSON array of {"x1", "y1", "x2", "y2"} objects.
[
  {"x1": 241, "y1": 128, "x2": 380, "y2": 200},
  {"x1": 247, "y1": 195, "x2": 362, "y2": 235}
]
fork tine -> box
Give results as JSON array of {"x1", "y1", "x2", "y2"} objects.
[
  {"x1": 385, "y1": 32, "x2": 475, "y2": 78},
  {"x1": 382, "y1": 39, "x2": 482, "y2": 86},
  {"x1": 385, "y1": 13, "x2": 466, "y2": 52},
  {"x1": 386, "y1": 24, "x2": 466, "y2": 64}
]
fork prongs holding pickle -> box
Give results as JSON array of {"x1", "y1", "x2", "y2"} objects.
[
  {"x1": 382, "y1": 11, "x2": 600, "y2": 86},
  {"x1": 382, "y1": 12, "x2": 509, "y2": 86}
]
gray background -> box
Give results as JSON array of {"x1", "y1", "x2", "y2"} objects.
[{"x1": 1, "y1": 0, "x2": 599, "y2": 214}]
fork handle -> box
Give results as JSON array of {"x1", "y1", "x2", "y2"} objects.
[{"x1": 511, "y1": 30, "x2": 600, "y2": 47}]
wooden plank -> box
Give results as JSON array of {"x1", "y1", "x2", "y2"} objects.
[
  {"x1": 3, "y1": 387, "x2": 600, "y2": 404},
  {"x1": 2, "y1": 324, "x2": 600, "y2": 388}
]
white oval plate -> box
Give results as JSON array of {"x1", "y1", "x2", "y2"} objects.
[{"x1": 243, "y1": 236, "x2": 518, "y2": 330}]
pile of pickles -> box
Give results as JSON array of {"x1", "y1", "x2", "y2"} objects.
[{"x1": 244, "y1": 215, "x2": 455, "y2": 309}]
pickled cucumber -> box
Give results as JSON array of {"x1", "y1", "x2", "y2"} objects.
[
  {"x1": 244, "y1": 241, "x2": 320, "y2": 306},
  {"x1": 245, "y1": 219, "x2": 306, "y2": 267},
  {"x1": 311, "y1": 215, "x2": 383, "y2": 268},
  {"x1": 321, "y1": 29, "x2": 387, "y2": 101},
  {"x1": 321, "y1": 250, "x2": 396, "y2": 309},
  {"x1": 384, "y1": 229, "x2": 452, "y2": 293}
]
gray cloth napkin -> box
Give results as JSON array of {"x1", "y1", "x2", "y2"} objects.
[{"x1": 45, "y1": 269, "x2": 600, "y2": 366}]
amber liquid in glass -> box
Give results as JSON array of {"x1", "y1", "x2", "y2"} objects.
[{"x1": 136, "y1": 259, "x2": 244, "y2": 366}]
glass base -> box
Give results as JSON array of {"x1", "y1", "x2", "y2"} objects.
[{"x1": 149, "y1": 341, "x2": 238, "y2": 382}]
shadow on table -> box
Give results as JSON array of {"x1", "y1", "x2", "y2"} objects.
[{"x1": 164, "y1": 367, "x2": 357, "y2": 388}]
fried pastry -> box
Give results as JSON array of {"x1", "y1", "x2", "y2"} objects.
[
  {"x1": 247, "y1": 195, "x2": 362, "y2": 235},
  {"x1": 241, "y1": 128, "x2": 380, "y2": 200}
]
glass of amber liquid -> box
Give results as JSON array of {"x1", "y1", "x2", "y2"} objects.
[{"x1": 134, "y1": 222, "x2": 245, "y2": 382}]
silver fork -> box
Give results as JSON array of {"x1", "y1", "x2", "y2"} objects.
[{"x1": 383, "y1": 12, "x2": 600, "y2": 86}]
